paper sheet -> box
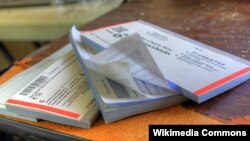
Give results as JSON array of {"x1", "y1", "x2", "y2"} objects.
[
  {"x1": 87, "y1": 33, "x2": 175, "y2": 91},
  {"x1": 79, "y1": 21, "x2": 250, "y2": 103},
  {"x1": 70, "y1": 27, "x2": 179, "y2": 104},
  {"x1": 0, "y1": 45, "x2": 72, "y2": 121},
  {"x1": 7, "y1": 51, "x2": 96, "y2": 119}
]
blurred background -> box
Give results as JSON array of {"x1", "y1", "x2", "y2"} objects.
[{"x1": 0, "y1": 0, "x2": 123, "y2": 74}]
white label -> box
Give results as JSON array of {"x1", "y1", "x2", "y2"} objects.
[
  {"x1": 81, "y1": 21, "x2": 249, "y2": 94},
  {"x1": 7, "y1": 51, "x2": 95, "y2": 119}
]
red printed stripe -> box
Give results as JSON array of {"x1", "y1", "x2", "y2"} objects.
[
  {"x1": 6, "y1": 99, "x2": 80, "y2": 119},
  {"x1": 194, "y1": 67, "x2": 250, "y2": 96}
]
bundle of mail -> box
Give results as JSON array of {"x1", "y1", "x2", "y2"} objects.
[{"x1": 1, "y1": 20, "x2": 249, "y2": 129}]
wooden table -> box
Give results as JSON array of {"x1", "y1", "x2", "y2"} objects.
[{"x1": 0, "y1": 0, "x2": 249, "y2": 140}]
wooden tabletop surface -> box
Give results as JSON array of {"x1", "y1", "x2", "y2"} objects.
[{"x1": 0, "y1": 0, "x2": 250, "y2": 140}]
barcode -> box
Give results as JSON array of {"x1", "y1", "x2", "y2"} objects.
[
  {"x1": 19, "y1": 76, "x2": 48, "y2": 96},
  {"x1": 107, "y1": 79, "x2": 130, "y2": 98},
  {"x1": 111, "y1": 26, "x2": 128, "y2": 33}
]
